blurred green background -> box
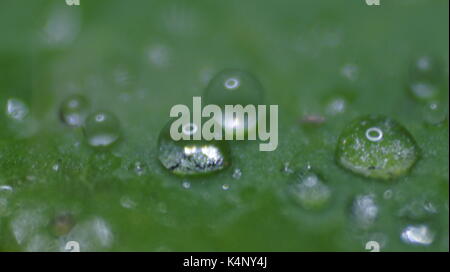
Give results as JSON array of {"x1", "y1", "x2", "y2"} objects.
[{"x1": 0, "y1": 0, "x2": 448, "y2": 251}]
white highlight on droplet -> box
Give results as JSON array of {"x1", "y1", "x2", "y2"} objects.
[
  {"x1": 366, "y1": 127, "x2": 383, "y2": 142},
  {"x1": 182, "y1": 123, "x2": 197, "y2": 136},
  {"x1": 224, "y1": 78, "x2": 240, "y2": 90}
]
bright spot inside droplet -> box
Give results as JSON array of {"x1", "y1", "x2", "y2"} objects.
[
  {"x1": 365, "y1": 127, "x2": 383, "y2": 142},
  {"x1": 224, "y1": 78, "x2": 240, "y2": 90},
  {"x1": 6, "y1": 98, "x2": 29, "y2": 121},
  {"x1": 222, "y1": 184, "x2": 230, "y2": 191},
  {"x1": 401, "y1": 225, "x2": 434, "y2": 246},
  {"x1": 182, "y1": 123, "x2": 198, "y2": 136}
]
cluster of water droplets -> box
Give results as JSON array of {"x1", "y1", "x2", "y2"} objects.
[{"x1": 407, "y1": 56, "x2": 448, "y2": 125}]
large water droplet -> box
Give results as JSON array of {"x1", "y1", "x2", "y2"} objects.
[
  {"x1": 336, "y1": 115, "x2": 420, "y2": 180},
  {"x1": 203, "y1": 69, "x2": 265, "y2": 136},
  {"x1": 83, "y1": 111, "x2": 121, "y2": 149},
  {"x1": 287, "y1": 171, "x2": 331, "y2": 210},
  {"x1": 158, "y1": 121, "x2": 231, "y2": 176},
  {"x1": 59, "y1": 94, "x2": 90, "y2": 127},
  {"x1": 401, "y1": 225, "x2": 434, "y2": 246}
]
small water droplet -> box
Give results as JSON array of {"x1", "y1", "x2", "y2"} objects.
[
  {"x1": 83, "y1": 111, "x2": 121, "y2": 149},
  {"x1": 340, "y1": 64, "x2": 359, "y2": 81},
  {"x1": 336, "y1": 115, "x2": 420, "y2": 180},
  {"x1": 352, "y1": 194, "x2": 378, "y2": 229},
  {"x1": 232, "y1": 168, "x2": 242, "y2": 179},
  {"x1": 0, "y1": 185, "x2": 13, "y2": 216},
  {"x1": 222, "y1": 184, "x2": 230, "y2": 191},
  {"x1": 401, "y1": 225, "x2": 434, "y2": 246},
  {"x1": 6, "y1": 98, "x2": 29, "y2": 121},
  {"x1": 120, "y1": 196, "x2": 137, "y2": 209},
  {"x1": 383, "y1": 189, "x2": 393, "y2": 200},
  {"x1": 10, "y1": 208, "x2": 47, "y2": 245},
  {"x1": 133, "y1": 161, "x2": 146, "y2": 176},
  {"x1": 288, "y1": 171, "x2": 331, "y2": 210},
  {"x1": 158, "y1": 121, "x2": 231, "y2": 176},
  {"x1": 147, "y1": 44, "x2": 170, "y2": 68},
  {"x1": 422, "y1": 101, "x2": 448, "y2": 125},
  {"x1": 181, "y1": 180, "x2": 191, "y2": 189},
  {"x1": 52, "y1": 163, "x2": 61, "y2": 172},
  {"x1": 281, "y1": 162, "x2": 295, "y2": 175},
  {"x1": 398, "y1": 198, "x2": 438, "y2": 221},
  {"x1": 408, "y1": 56, "x2": 445, "y2": 103},
  {"x1": 59, "y1": 94, "x2": 90, "y2": 127},
  {"x1": 203, "y1": 69, "x2": 264, "y2": 136}
]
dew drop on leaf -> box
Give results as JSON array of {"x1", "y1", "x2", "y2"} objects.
[
  {"x1": 336, "y1": 115, "x2": 420, "y2": 180},
  {"x1": 83, "y1": 111, "x2": 121, "y2": 149},
  {"x1": 59, "y1": 94, "x2": 90, "y2": 127},
  {"x1": 351, "y1": 194, "x2": 378, "y2": 229},
  {"x1": 407, "y1": 56, "x2": 445, "y2": 103},
  {"x1": 287, "y1": 171, "x2": 331, "y2": 211},
  {"x1": 6, "y1": 98, "x2": 29, "y2": 121},
  {"x1": 401, "y1": 225, "x2": 434, "y2": 246},
  {"x1": 203, "y1": 69, "x2": 264, "y2": 136},
  {"x1": 157, "y1": 121, "x2": 231, "y2": 176}
]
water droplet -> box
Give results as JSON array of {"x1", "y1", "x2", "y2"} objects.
[
  {"x1": 158, "y1": 121, "x2": 231, "y2": 176},
  {"x1": 222, "y1": 184, "x2": 230, "y2": 191},
  {"x1": 401, "y1": 225, "x2": 434, "y2": 246},
  {"x1": 83, "y1": 111, "x2": 121, "y2": 149},
  {"x1": 147, "y1": 44, "x2": 170, "y2": 68},
  {"x1": 133, "y1": 161, "x2": 146, "y2": 176},
  {"x1": 408, "y1": 56, "x2": 445, "y2": 103},
  {"x1": 336, "y1": 115, "x2": 420, "y2": 180},
  {"x1": 6, "y1": 98, "x2": 29, "y2": 121},
  {"x1": 42, "y1": 5, "x2": 80, "y2": 47},
  {"x1": 52, "y1": 163, "x2": 60, "y2": 172},
  {"x1": 287, "y1": 171, "x2": 331, "y2": 210},
  {"x1": 203, "y1": 69, "x2": 264, "y2": 136},
  {"x1": 383, "y1": 189, "x2": 393, "y2": 200},
  {"x1": 232, "y1": 168, "x2": 242, "y2": 179},
  {"x1": 10, "y1": 208, "x2": 47, "y2": 245},
  {"x1": 59, "y1": 94, "x2": 90, "y2": 127},
  {"x1": 66, "y1": 217, "x2": 113, "y2": 251},
  {"x1": 120, "y1": 196, "x2": 137, "y2": 209},
  {"x1": 351, "y1": 194, "x2": 378, "y2": 229},
  {"x1": 340, "y1": 64, "x2": 359, "y2": 81},
  {"x1": 281, "y1": 162, "x2": 295, "y2": 175},
  {"x1": 0, "y1": 185, "x2": 13, "y2": 216},
  {"x1": 422, "y1": 101, "x2": 448, "y2": 125},
  {"x1": 181, "y1": 180, "x2": 191, "y2": 189},
  {"x1": 398, "y1": 198, "x2": 438, "y2": 221}
]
